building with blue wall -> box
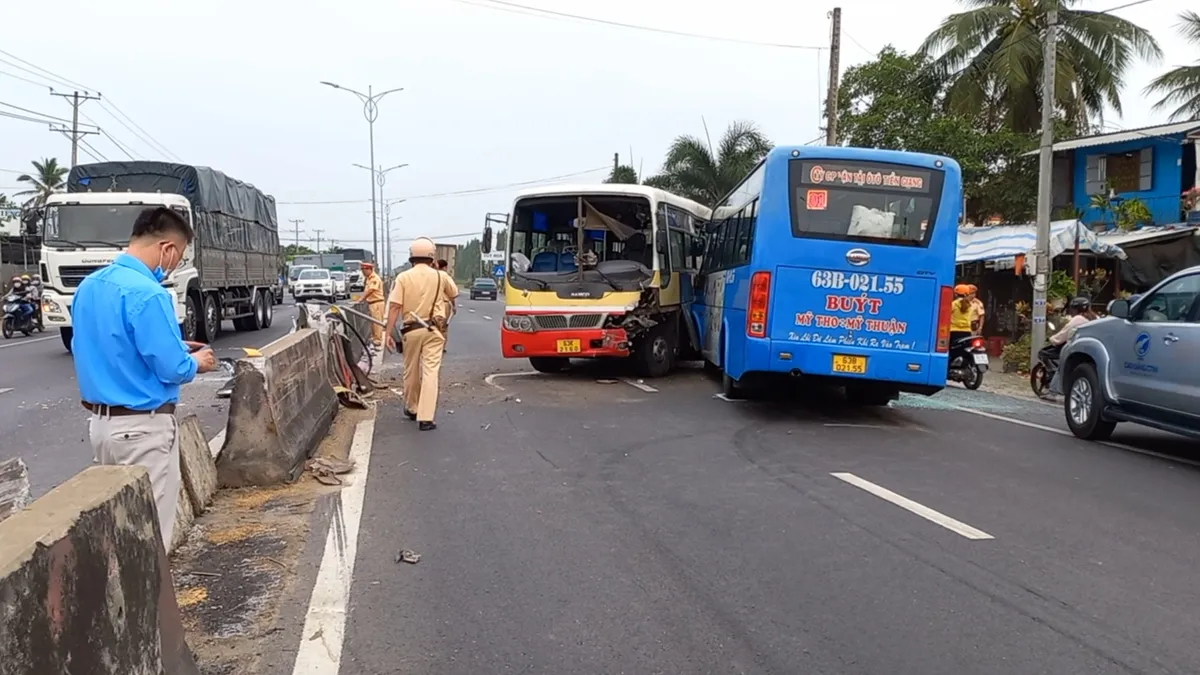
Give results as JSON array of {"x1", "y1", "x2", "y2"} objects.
[{"x1": 1041, "y1": 120, "x2": 1200, "y2": 228}]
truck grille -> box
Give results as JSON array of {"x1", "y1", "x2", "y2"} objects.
[
  {"x1": 58, "y1": 265, "x2": 105, "y2": 288},
  {"x1": 532, "y1": 314, "x2": 604, "y2": 330}
]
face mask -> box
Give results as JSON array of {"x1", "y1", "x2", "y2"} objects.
[{"x1": 154, "y1": 244, "x2": 177, "y2": 283}]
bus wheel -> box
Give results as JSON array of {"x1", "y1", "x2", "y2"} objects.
[
  {"x1": 721, "y1": 371, "x2": 744, "y2": 399},
  {"x1": 635, "y1": 324, "x2": 675, "y2": 378},
  {"x1": 846, "y1": 384, "x2": 895, "y2": 406},
  {"x1": 529, "y1": 357, "x2": 570, "y2": 373}
]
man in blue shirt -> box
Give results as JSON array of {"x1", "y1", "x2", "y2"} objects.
[{"x1": 73, "y1": 206, "x2": 217, "y2": 549}]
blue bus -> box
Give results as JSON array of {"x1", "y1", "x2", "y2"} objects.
[{"x1": 691, "y1": 146, "x2": 963, "y2": 404}]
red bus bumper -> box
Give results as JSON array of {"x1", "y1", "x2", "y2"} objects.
[{"x1": 501, "y1": 326, "x2": 631, "y2": 358}]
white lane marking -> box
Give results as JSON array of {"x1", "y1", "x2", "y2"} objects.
[
  {"x1": 290, "y1": 416, "x2": 376, "y2": 674},
  {"x1": 0, "y1": 388, "x2": 12, "y2": 395},
  {"x1": 208, "y1": 429, "x2": 226, "y2": 458},
  {"x1": 832, "y1": 472, "x2": 994, "y2": 540},
  {"x1": 482, "y1": 315, "x2": 493, "y2": 321},
  {"x1": 468, "y1": 308, "x2": 476, "y2": 313},
  {"x1": 624, "y1": 379, "x2": 658, "y2": 393},
  {"x1": 484, "y1": 371, "x2": 541, "y2": 390},
  {"x1": 952, "y1": 405, "x2": 1200, "y2": 468},
  {"x1": 713, "y1": 393, "x2": 740, "y2": 402},
  {"x1": 824, "y1": 423, "x2": 888, "y2": 429},
  {"x1": 0, "y1": 335, "x2": 58, "y2": 350}
]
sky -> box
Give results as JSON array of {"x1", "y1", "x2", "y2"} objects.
[{"x1": 1, "y1": 0, "x2": 1197, "y2": 256}]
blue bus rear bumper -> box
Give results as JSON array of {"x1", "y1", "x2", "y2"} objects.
[{"x1": 736, "y1": 337, "x2": 948, "y2": 393}]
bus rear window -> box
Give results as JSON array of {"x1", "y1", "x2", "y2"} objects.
[{"x1": 788, "y1": 159, "x2": 944, "y2": 247}]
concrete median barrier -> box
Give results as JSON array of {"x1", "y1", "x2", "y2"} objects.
[
  {"x1": 215, "y1": 328, "x2": 337, "y2": 488},
  {"x1": 0, "y1": 465, "x2": 199, "y2": 674}
]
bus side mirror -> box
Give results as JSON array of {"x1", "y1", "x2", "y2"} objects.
[
  {"x1": 655, "y1": 228, "x2": 668, "y2": 254},
  {"x1": 1109, "y1": 299, "x2": 1130, "y2": 319},
  {"x1": 481, "y1": 225, "x2": 492, "y2": 254}
]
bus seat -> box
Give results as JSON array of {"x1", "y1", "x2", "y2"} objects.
[
  {"x1": 531, "y1": 251, "x2": 559, "y2": 272},
  {"x1": 559, "y1": 253, "x2": 577, "y2": 271}
]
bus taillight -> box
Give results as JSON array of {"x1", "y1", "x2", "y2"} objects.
[
  {"x1": 747, "y1": 271, "x2": 771, "y2": 338},
  {"x1": 936, "y1": 285, "x2": 953, "y2": 352}
]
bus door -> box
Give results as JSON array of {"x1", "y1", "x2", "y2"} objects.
[{"x1": 771, "y1": 158, "x2": 950, "y2": 375}]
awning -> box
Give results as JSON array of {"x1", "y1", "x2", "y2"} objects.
[{"x1": 956, "y1": 220, "x2": 1127, "y2": 263}]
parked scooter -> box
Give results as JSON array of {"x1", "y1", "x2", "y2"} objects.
[
  {"x1": 948, "y1": 334, "x2": 988, "y2": 390},
  {"x1": 2, "y1": 292, "x2": 37, "y2": 339},
  {"x1": 1029, "y1": 320, "x2": 1058, "y2": 398}
]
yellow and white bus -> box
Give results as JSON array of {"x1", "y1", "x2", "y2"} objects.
[{"x1": 498, "y1": 183, "x2": 712, "y2": 376}]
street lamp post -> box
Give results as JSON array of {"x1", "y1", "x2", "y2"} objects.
[
  {"x1": 352, "y1": 162, "x2": 407, "y2": 268},
  {"x1": 320, "y1": 81, "x2": 403, "y2": 262},
  {"x1": 385, "y1": 213, "x2": 404, "y2": 278}
]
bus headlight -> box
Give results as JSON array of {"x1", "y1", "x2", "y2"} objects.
[{"x1": 504, "y1": 315, "x2": 534, "y2": 332}]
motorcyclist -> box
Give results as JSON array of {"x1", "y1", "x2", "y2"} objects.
[
  {"x1": 949, "y1": 284, "x2": 975, "y2": 344},
  {"x1": 5, "y1": 276, "x2": 35, "y2": 322},
  {"x1": 1038, "y1": 296, "x2": 1094, "y2": 366},
  {"x1": 28, "y1": 274, "x2": 43, "y2": 328}
]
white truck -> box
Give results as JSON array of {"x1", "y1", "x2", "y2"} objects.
[{"x1": 39, "y1": 161, "x2": 282, "y2": 352}]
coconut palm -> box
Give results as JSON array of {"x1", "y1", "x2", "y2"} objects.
[
  {"x1": 14, "y1": 157, "x2": 67, "y2": 209},
  {"x1": 604, "y1": 164, "x2": 639, "y2": 184},
  {"x1": 919, "y1": 0, "x2": 1161, "y2": 134},
  {"x1": 643, "y1": 120, "x2": 771, "y2": 207},
  {"x1": 1145, "y1": 11, "x2": 1200, "y2": 121}
]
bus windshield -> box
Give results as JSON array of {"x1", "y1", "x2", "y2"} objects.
[{"x1": 788, "y1": 159, "x2": 942, "y2": 247}]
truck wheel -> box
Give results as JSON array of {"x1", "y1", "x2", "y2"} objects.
[
  {"x1": 201, "y1": 294, "x2": 220, "y2": 342},
  {"x1": 60, "y1": 326, "x2": 73, "y2": 352},
  {"x1": 234, "y1": 292, "x2": 264, "y2": 331},
  {"x1": 261, "y1": 291, "x2": 274, "y2": 328},
  {"x1": 1064, "y1": 362, "x2": 1117, "y2": 441},
  {"x1": 182, "y1": 294, "x2": 200, "y2": 342}
]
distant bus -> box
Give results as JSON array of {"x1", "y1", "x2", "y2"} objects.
[{"x1": 691, "y1": 146, "x2": 963, "y2": 404}]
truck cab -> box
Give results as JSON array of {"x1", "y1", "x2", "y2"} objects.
[{"x1": 39, "y1": 192, "x2": 198, "y2": 353}]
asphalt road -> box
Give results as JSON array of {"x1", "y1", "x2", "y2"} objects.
[
  {"x1": 328, "y1": 297, "x2": 1200, "y2": 675},
  {"x1": 0, "y1": 301, "x2": 301, "y2": 497}
]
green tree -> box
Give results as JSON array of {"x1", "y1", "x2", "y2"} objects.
[
  {"x1": 1146, "y1": 11, "x2": 1200, "y2": 121},
  {"x1": 15, "y1": 158, "x2": 67, "y2": 210},
  {"x1": 836, "y1": 46, "x2": 1039, "y2": 225},
  {"x1": 496, "y1": 228, "x2": 507, "y2": 251},
  {"x1": 643, "y1": 120, "x2": 772, "y2": 207},
  {"x1": 919, "y1": 0, "x2": 1161, "y2": 134},
  {"x1": 457, "y1": 238, "x2": 482, "y2": 282},
  {"x1": 605, "y1": 164, "x2": 639, "y2": 184},
  {"x1": 283, "y1": 244, "x2": 315, "y2": 258}
]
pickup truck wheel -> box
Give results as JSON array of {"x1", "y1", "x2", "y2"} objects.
[{"x1": 1064, "y1": 362, "x2": 1116, "y2": 441}]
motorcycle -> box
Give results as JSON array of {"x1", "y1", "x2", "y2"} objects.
[
  {"x1": 1029, "y1": 320, "x2": 1058, "y2": 398},
  {"x1": 2, "y1": 293, "x2": 36, "y2": 339},
  {"x1": 948, "y1": 334, "x2": 988, "y2": 390}
]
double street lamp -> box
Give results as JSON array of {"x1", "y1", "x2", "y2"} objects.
[
  {"x1": 320, "y1": 80, "x2": 403, "y2": 262},
  {"x1": 352, "y1": 162, "x2": 408, "y2": 268}
]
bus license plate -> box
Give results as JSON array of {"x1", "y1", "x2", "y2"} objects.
[
  {"x1": 556, "y1": 339, "x2": 581, "y2": 354},
  {"x1": 832, "y1": 354, "x2": 867, "y2": 374}
]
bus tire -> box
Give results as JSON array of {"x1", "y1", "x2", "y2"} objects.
[
  {"x1": 721, "y1": 371, "x2": 744, "y2": 399},
  {"x1": 635, "y1": 322, "x2": 675, "y2": 378},
  {"x1": 846, "y1": 384, "x2": 895, "y2": 406},
  {"x1": 529, "y1": 357, "x2": 570, "y2": 373}
]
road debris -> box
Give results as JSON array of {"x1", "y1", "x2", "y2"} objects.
[
  {"x1": 306, "y1": 456, "x2": 356, "y2": 485},
  {"x1": 396, "y1": 549, "x2": 421, "y2": 564},
  {"x1": 596, "y1": 379, "x2": 618, "y2": 384}
]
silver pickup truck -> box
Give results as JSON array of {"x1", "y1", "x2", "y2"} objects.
[{"x1": 1053, "y1": 266, "x2": 1200, "y2": 441}]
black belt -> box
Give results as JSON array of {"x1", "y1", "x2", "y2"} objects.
[
  {"x1": 366, "y1": 299, "x2": 385, "y2": 304},
  {"x1": 83, "y1": 402, "x2": 176, "y2": 416},
  {"x1": 399, "y1": 322, "x2": 439, "y2": 336}
]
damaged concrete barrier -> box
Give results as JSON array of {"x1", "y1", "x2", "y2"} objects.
[
  {"x1": 216, "y1": 328, "x2": 337, "y2": 487},
  {"x1": 0, "y1": 466, "x2": 199, "y2": 674},
  {"x1": 168, "y1": 415, "x2": 219, "y2": 553}
]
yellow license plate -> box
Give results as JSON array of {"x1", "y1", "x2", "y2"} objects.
[
  {"x1": 832, "y1": 354, "x2": 867, "y2": 374},
  {"x1": 556, "y1": 339, "x2": 581, "y2": 354}
]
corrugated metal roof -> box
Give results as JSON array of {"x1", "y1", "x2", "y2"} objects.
[
  {"x1": 1022, "y1": 120, "x2": 1200, "y2": 155},
  {"x1": 1088, "y1": 224, "x2": 1198, "y2": 249}
]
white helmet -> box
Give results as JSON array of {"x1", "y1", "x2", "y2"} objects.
[{"x1": 409, "y1": 237, "x2": 436, "y2": 259}]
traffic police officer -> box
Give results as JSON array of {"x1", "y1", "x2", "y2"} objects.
[
  {"x1": 384, "y1": 238, "x2": 458, "y2": 430},
  {"x1": 435, "y1": 258, "x2": 455, "y2": 351},
  {"x1": 361, "y1": 261, "x2": 386, "y2": 347},
  {"x1": 73, "y1": 207, "x2": 218, "y2": 548}
]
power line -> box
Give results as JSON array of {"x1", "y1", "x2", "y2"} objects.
[
  {"x1": 0, "y1": 68, "x2": 49, "y2": 89},
  {"x1": 0, "y1": 48, "x2": 94, "y2": 91},
  {"x1": 447, "y1": 0, "x2": 823, "y2": 50},
  {"x1": 0, "y1": 100, "x2": 73, "y2": 124},
  {"x1": 97, "y1": 100, "x2": 180, "y2": 161},
  {"x1": 278, "y1": 166, "x2": 609, "y2": 205},
  {"x1": 0, "y1": 109, "x2": 55, "y2": 125}
]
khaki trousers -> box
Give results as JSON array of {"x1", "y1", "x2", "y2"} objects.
[
  {"x1": 368, "y1": 300, "x2": 385, "y2": 344},
  {"x1": 402, "y1": 328, "x2": 446, "y2": 422},
  {"x1": 89, "y1": 413, "x2": 180, "y2": 549}
]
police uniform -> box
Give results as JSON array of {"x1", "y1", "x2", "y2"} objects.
[
  {"x1": 361, "y1": 262, "x2": 386, "y2": 345},
  {"x1": 436, "y1": 261, "x2": 455, "y2": 350},
  {"x1": 388, "y1": 239, "x2": 459, "y2": 427}
]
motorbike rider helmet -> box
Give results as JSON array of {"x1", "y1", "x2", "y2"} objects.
[
  {"x1": 31, "y1": 274, "x2": 41, "y2": 285},
  {"x1": 1068, "y1": 296, "x2": 1090, "y2": 313}
]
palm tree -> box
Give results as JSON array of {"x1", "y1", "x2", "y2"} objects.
[
  {"x1": 644, "y1": 120, "x2": 772, "y2": 207},
  {"x1": 919, "y1": 0, "x2": 1161, "y2": 134},
  {"x1": 15, "y1": 157, "x2": 67, "y2": 210},
  {"x1": 1145, "y1": 11, "x2": 1200, "y2": 121},
  {"x1": 605, "y1": 164, "x2": 639, "y2": 184}
]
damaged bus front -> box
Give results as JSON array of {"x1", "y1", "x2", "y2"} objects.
[{"x1": 500, "y1": 184, "x2": 710, "y2": 377}]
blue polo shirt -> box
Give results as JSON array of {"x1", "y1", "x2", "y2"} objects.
[{"x1": 72, "y1": 254, "x2": 198, "y2": 410}]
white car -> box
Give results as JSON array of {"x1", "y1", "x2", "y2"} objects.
[
  {"x1": 293, "y1": 268, "x2": 336, "y2": 303},
  {"x1": 330, "y1": 271, "x2": 349, "y2": 299}
]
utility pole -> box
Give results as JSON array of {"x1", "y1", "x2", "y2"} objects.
[
  {"x1": 288, "y1": 218, "x2": 305, "y2": 254},
  {"x1": 50, "y1": 90, "x2": 101, "y2": 166},
  {"x1": 1030, "y1": 7, "x2": 1058, "y2": 365},
  {"x1": 824, "y1": 8, "x2": 842, "y2": 146},
  {"x1": 613, "y1": 152, "x2": 619, "y2": 178},
  {"x1": 313, "y1": 228, "x2": 325, "y2": 268}
]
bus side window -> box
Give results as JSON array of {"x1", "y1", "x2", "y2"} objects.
[
  {"x1": 669, "y1": 229, "x2": 686, "y2": 270},
  {"x1": 721, "y1": 213, "x2": 740, "y2": 269},
  {"x1": 736, "y1": 199, "x2": 757, "y2": 265}
]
